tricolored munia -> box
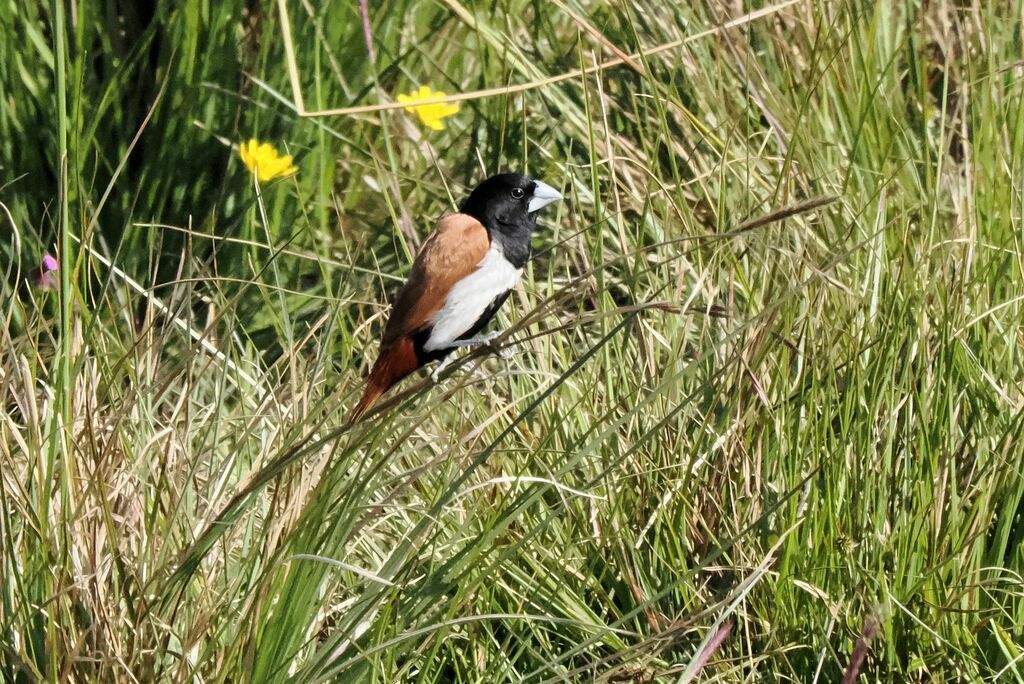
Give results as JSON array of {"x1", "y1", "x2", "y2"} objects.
[{"x1": 349, "y1": 173, "x2": 562, "y2": 422}]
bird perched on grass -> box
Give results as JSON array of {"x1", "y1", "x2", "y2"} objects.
[{"x1": 349, "y1": 172, "x2": 563, "y2": 422}]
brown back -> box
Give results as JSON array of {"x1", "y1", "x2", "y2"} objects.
[{"x1": 381, "y1": 213, "x2": 490, "y2": 347}]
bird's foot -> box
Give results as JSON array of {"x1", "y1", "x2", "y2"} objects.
[
  {"x1": 434, "y1": 331, "x2": 515, "y2": 380},
  {"x1": 431, "y1": 356, "x2": 455, "y2": 382},
  {"x1": 445, "y1": 330, "x2": 502, "y2": 348},
  {"x1": 446, "y1": 330, "x2": 514, "y2": 357}
]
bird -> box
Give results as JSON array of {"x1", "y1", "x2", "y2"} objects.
[{"x1": 349, "y1": 172, "x2": 563, "y2": 422}]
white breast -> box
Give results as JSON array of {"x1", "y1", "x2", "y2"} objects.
[{"x1": 424, "y1": 245, "x2": 522, "y2": 352}]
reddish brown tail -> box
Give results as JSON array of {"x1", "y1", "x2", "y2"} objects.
[{"x1": 348, "y1": 338, "x2": 420, "y2": 423}]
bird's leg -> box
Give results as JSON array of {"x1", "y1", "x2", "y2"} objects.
[
  {"x1": 431, "y1": 355, "x2": 456, "y2": 382},
  {"x1": 432, "y1": 331, "x2": 516, "y2": 381},
  {"x1": 444, "y1": 330, "x2": 502, "y2": 348},
  {"x1": 447, "y1": 330, "x2": 516, "y2": 359}
]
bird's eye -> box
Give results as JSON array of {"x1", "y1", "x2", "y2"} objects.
[{"x1": 511, "y1": 187, "x2": 525, "y2": 199}]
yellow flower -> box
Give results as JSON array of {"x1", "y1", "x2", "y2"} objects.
[
  {"x1": 396, "y1": 85, "x2": 460, "y2": 131},
  {"x1": 239, "y1": 139, "x2": 298, "y2": 182}
]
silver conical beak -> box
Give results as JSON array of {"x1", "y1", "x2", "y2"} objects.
[{"x1": 528, "y1": 180, "x2": 563, "y2": 213}]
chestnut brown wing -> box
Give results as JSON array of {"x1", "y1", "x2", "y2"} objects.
[{"x1": 381, "y1": 213, "x2": 491, "y2": 347}]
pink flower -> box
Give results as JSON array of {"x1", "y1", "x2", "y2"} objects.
[{"x1": 35, "y1": 253, "x2": 58, "y2": 289}]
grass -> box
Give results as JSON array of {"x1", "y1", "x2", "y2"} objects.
[{"x1": 2, "y1": 0, "x2": 1023, "y2": 680}]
